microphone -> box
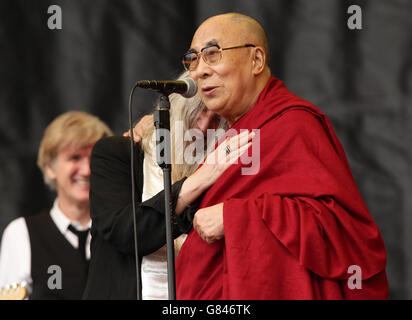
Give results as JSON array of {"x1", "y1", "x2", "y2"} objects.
[{"x1": 135, "y1": 78, "x2": 197, "y2": 98}]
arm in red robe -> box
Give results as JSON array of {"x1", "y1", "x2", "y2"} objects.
[
  {"x1": 176, "y1": 77, "x2": 388, "y2": 300},
  {"x1": 222, "y1": 109, "x2": 387, "y2": 299}
]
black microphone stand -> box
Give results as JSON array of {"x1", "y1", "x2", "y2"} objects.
[{"x1": 153, "y1": 92, "x2": 176, "y2": 300}]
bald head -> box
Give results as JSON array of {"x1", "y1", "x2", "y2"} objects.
[
  {"x1": 199, "y1": 13, "x2": 270, "y2": 66},
  {"x1": 188, "y1": 13, "x2": 272, "y2": 125}
]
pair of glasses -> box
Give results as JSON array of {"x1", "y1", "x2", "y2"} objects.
[{"x1": 182, "y1": 44, "x2": 256, "y2": 71}]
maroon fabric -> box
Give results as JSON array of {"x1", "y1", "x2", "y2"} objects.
[{"x1": 176, "y1": 76, "x2": 388, "y2": 299}]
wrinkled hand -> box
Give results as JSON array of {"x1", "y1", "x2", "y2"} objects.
[
  {"x1": 195, "y1": 130, "x2": 255, "y2": 189},
  {"x1": 123, "y1": 114, "x2": 153, "y2": 142},
  {"x1": 176, "y1": 130, "x2": 254, "y2": 215},
  {"x1": 193, "y1": 203, "x2": 224, "y2": 244}
]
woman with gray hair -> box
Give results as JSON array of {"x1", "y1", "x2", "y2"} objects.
[{"x1": 83, "y1": 72, "x2": 253, "y2": 299}]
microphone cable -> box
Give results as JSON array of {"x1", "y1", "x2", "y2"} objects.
[{"x1": 128, "y1": 82, "x2": 141, "y2": 300}]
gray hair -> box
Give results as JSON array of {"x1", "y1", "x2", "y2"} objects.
[{"x1": 141, "y1": 71, "x2": 227, "y2": 182}]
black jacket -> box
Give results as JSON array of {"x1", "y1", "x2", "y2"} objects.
[{"x1": 83, "y1": 136, "x2": 193, "y2": 299}]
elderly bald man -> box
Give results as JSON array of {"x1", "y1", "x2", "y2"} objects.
[{"x1": 176, "y1": 13, "x2": 388, "y2": 300}]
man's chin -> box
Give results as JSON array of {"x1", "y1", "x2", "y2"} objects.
[
  {"x1": 70, "y1": 192, "x2": 90, "y2": 205},
  {"x1": 202, "y1": 100, "x2": 225, "y2": 115}
]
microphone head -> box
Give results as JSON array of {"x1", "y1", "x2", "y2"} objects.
[{"x1": 181, "y1": 77, "x2": 198, "y2": 98}]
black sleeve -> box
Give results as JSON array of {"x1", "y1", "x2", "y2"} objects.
[
  {"x1": 174, "y1": 195, "x2": 202, "y2": 234},
  {"x1": 89, "y1": 136, "x2": 193, "y2": 257}
]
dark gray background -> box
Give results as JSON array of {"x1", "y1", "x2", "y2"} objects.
[{"x1": 0, "y1": 0, "x2": 410, "y2": 299}]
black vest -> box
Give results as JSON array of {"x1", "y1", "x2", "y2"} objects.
[{"x1": 25, "y1": 211, "x2": 89, "y2": 299}]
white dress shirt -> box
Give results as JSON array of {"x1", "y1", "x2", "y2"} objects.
[
  {"x1": 141, "y1": 140, "x2": 187, "y2": 300},
  {"x1": 141, "y1": 142, "x2": 168, "y2": 300},
  {"x1": 0, "y1": 198, "x2": 91, "y2": 296}
]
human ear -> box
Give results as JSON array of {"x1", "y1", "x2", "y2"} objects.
[
  {"x1": 251, "y1": 47, "x2": 266, "y2": 75},
  {"x1": 45, "y1": 163, "x2": 57, "y2": 181}
]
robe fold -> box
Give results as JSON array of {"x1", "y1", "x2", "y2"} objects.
[{"x1": 176, "y1": 76, "x2": 388, "y2": 300}]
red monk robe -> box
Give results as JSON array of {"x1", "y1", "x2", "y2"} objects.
[{"x1": 176, "y1": 76, "x2": 388, "y2": 300}]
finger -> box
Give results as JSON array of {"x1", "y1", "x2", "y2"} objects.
[
  {"x1": 225, "y1": 130, "x2": 256, "y2": 161},
  {"x1": 193, "y1": 214, "x2": 199, "y2": 230},
  {"x1": 214, "y1": 136, "x2": 234, "y2": 164},
  {"x1": 133, "y1": 128, "x2": 140, "y2": 138},
  {"x1": 228, "y1": 141, "x2": 252, "y2": 164},
  {"x1": 131, "y1": 128, "x2": 142, "y2": 142},
  {"x1": 203, "y1": 234, "x2": 214, "y2": 244},
  {"x1": 206, "y1": 131, "x2": 249, "y2": 165},
  {"x1": 230, "y1": 141, "x2": 251, "y2": 159},
  {"x1": 197, "y1": 229, "x2": 207, "y2": 243},
  {"x1": 228, "y1": 130, "x2": 253, "y2": 149},
  {"x1": 144, "y1": 116, "x2": 153, "y2": 125},
  {"x1": 218, "y1": 131, "x2": 248, "y2": 160},
  {"x1": 229, "y1": 133, "x2": 240, "y2": 152},
  {"x1": 140, "y1": 115, "x2": 154, "y2": 128}
]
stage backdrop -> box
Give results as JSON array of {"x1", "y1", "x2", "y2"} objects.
[{"x1": 0, "y1": 0, "x2": 411, "y2": 299}]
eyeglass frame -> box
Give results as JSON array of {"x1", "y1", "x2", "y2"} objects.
[{"x1": 182, "y1": 43, "x2": 256, "y2": 71}]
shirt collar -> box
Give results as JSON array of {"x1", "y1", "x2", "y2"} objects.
[{"x1": 50, "y1": 198, "x2": 91, "y2": 233}]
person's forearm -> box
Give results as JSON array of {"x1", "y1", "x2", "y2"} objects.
[
  {"x1": 175, "y1": 130, "x2": 254, "y2": 215},
  {"x1": 175, "y1": 169, "x2": 210, "y2": 215}
]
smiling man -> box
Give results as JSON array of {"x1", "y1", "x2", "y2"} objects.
[
  {"x1": 0, "y1": 111, "x2": 112, "y2": 299},
  {"x1": 176, "y1": 13, "x2": 388, "y2": 299}
]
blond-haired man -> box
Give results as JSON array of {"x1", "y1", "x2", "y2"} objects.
[{"x1": 0, "y1": 111, "x2": 112, "y2": 299}]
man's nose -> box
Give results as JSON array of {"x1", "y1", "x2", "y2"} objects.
[
  {"x1": 191, "y1": 56, "x2": 212, "y2": 80},
  {"x1": 79, "y1": 157, "x2": 91, "y2": 176}
]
